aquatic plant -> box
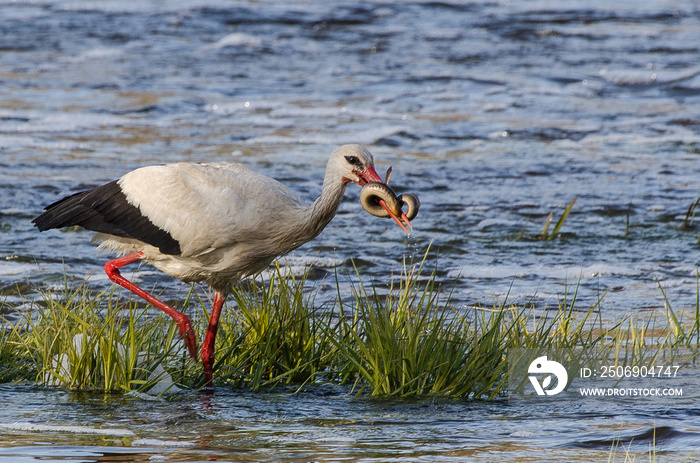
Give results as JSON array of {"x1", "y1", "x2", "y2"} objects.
[
  {"x1": 605, "y1": 426, "x2": 684, "y2": 463},
  {"x1": 0, "y1": 317, "x2": 32, "y2": 383},
  {"x1": 680, "y1": 197, "x2": 700, "y2": 231},
  {"x1": 7, "y1": 282, "x2": 187, "y2": 394},
  {"x1": 1, "y1": 253, "x2": 699, "y2": 397},
  {"x1": 330, "y1": 259, "x2": 508, "y2": 397},
  {"x1": 517, "y1": 195, "x2": 578, "y2": 241},
  {"x1": 212, "y1": 263, "x2": 336, "y2": 390}
]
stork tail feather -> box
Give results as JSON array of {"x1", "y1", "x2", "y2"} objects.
[{"x1": 32, "y1": 181, "x2": 182, "y2": 255}]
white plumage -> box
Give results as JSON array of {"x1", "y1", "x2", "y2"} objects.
[
  {"x1": 102, "y1": 161, "x2": 311, "y2": 289},
  {"x1": 34, "y1": 144, "x2": 412, "y2": 387}
]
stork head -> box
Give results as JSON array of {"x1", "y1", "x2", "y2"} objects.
[
  {"x1": 329, "y1": 144, "x2": 414, "y2": 233},
  {"x1": 331, "y1": 144, "x2": 382, "y2": 186}
]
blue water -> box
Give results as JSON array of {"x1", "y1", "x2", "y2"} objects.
[
  {"x1": 1, "y1": 0, "x2": 700, "y2": 460},
  {"x1": 1, "y1": 384, "x2": 699, "y2": 462}
]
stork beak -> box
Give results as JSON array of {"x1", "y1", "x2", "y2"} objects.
[
  {"x1": 356, "y1": 167, "x2": 413, "y2": 234},
  {"x1": 357, "y1": 166, "x2": 383, "y2": 185}
]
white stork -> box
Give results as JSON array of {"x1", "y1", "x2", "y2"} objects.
[{"x1": 33, "y1": 144, "x2": 417, "y2": 387}]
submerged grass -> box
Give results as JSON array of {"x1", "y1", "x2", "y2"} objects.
[
  {"x1": 331, "y1": 259, "x2": 509, "y2": 397},
  {"x1": 516, "y1": 196, "x2": 578, "y2": 241},
  {"x1": 213, "y1": 263, "x2": 336, "y2": 390},
  {"x1": 1, "y1": 253, "x2": 699, "y2": 397},
  {"x1": 4, "y1": 282, "x2": 188, "y2": 393}
]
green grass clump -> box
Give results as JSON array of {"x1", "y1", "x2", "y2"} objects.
[
  {"x1": 7, "y1": 282, "x2": 188, "y2": 394},
  {"x1": 212, "y1": 264, "x2": 336, "y2": 390},
  {"x1": 330, "y1": 268, "x2": 616, "y2": 397},
  {"x1": 517, "y1": 195, "x2": 578, "y2": 241},
  {"x1": 0, "y1": 320, "x2": 32, "y2": 383},
  {"x1": 1, "y1": 253, "x2": 699, "y2": 397},
  {"x1": 331, "y1": 260, "x2": 506, "y2": 397}
]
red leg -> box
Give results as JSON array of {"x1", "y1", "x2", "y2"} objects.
[
  {"x1": 201, "y1": 291, "x2": 226, "y2": 388},
  {"x1": 104, "y1": 251, "x2": 199, "y2": 360}
]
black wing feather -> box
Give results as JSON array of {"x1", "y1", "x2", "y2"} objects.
[{"x1": 32, "y1": 180, "x2": 182, "y2": 255}]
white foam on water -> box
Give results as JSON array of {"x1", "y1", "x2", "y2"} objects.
[
  {"x1": 598, "y1": 66, "x2": 700, "y2": 86},
  {"x1": 0, "y1": 261, "x2": 40, "y2": 277},
  {"x1": 280, "y1": 255, "x2": 344, "y2": 269},
  {"x1": 206, "y1": 99, "x2": 280, "y2": 115},
  {"x1": 0, "y1": 135, "x2": 42, "y2": 149},
  {"x1": 200, "y1": 33, "x2": 263, "y2": 51},
  {"x1": 245, "y1": 125, "x2": 410, "y2": 146},
  {"x1": 125, "y1": 390, "x2": 166, "y2": 402},
  {"x1": 9, "y1": 112, "x2": 131, "y2": 134},
  {"x1": 446, "y1": 263, "x2": 643, "y2": 281},
  {"x1": 131, "y1": 439, "x2": 196, "y2": 448},
  {"x1": 268, "y1": 105, "x2": 404, "y2": 121},
  {"x1": 0, "y1": 422, "x2": 134, "y2": 437},
  {"x1": 68, "y1": 47, "x2": 124, "y2": 62},
  {"x1": 510, "y1": 430, "x2": 537, "y2": 438}
]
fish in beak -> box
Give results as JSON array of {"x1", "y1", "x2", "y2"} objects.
[{"x1": 355, "y1": 166, "x2": 419, "y2": 234}]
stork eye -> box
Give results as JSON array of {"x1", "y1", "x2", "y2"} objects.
[{"x1": 344, "y1": 155, "x2": 361, "y2": 167}]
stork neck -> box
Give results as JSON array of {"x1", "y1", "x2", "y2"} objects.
[{"x1": 302, "y1": 175, "x2": 348, "y2": 240}]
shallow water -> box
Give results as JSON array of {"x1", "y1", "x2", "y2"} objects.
[
  {"x1": 1, "y1": 384, "x2": 700, "y2": 462},
  {"x1": 1, "y1": 0, "x2": 700, "y2": 460}
]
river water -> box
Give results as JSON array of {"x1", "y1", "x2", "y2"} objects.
[{"x1": 1, "y1": 0, "x2": 700, "y2": 461}]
